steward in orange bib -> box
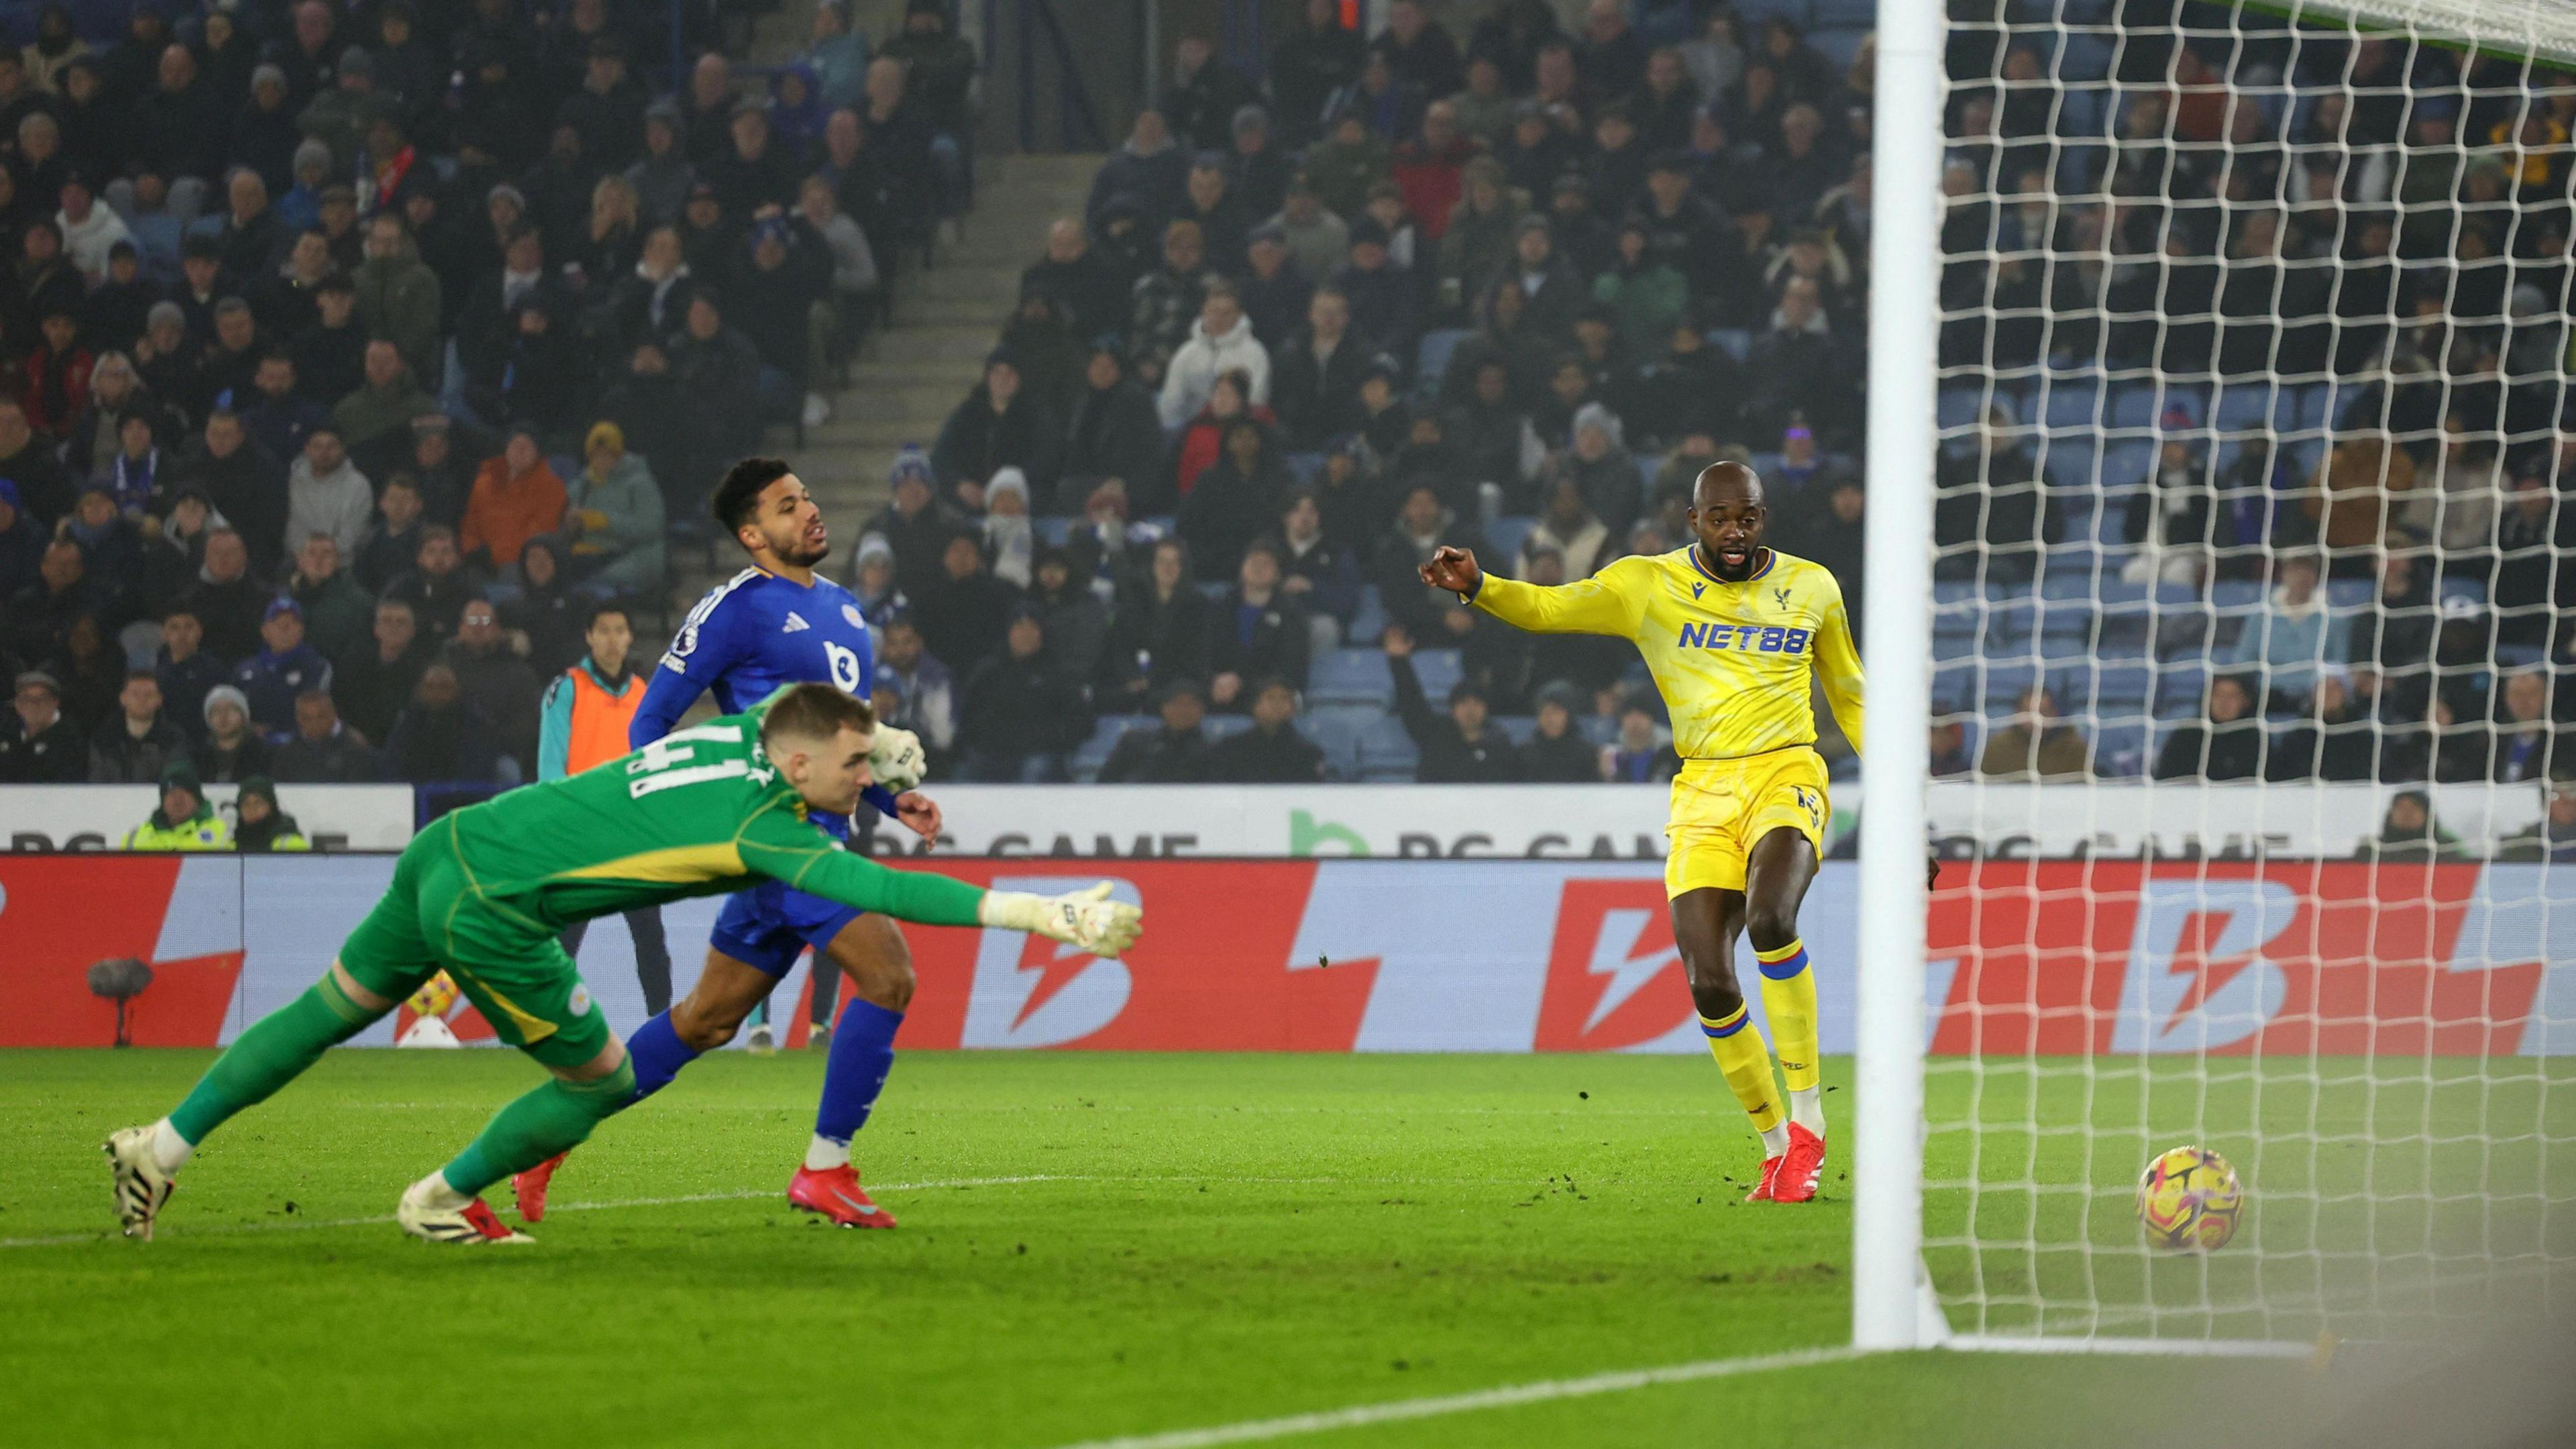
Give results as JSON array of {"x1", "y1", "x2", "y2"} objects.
[{"x1": 536, "y1": 600, "x2": 673, "y2": 1012}]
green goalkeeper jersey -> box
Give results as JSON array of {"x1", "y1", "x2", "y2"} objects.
[{"x1": 434, "y1": 690, "x2": 983, "y2": 933}]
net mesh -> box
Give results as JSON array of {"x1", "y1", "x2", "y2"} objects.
[{"x1": 1924, "y1": 0, "x2": 2576, "y2": 1344}]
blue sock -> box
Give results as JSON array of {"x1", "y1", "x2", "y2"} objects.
[
  {"x1": 813, "y1": 1000, "x2": 904, "y2": 1146},
  {"x1": 625, "y1": 1011, "x2": 702, "y2": 1103}
]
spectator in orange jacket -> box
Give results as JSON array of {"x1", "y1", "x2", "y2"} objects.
[{"x1": 460, "y1": 423, "x2": 566, "y2": 570}]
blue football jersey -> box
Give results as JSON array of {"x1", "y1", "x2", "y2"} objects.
[{"x1": 633, "y1": 567, "x2": 895, "y2": 830}]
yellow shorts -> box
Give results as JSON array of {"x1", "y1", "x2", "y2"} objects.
[{"x1": 1663, "y1": 747, "x2": 1831, "y2": 897}]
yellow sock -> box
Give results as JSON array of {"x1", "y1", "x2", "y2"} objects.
[
  {"x1": 1699, "y1": 1004, "x2": 1787, "y2": 1146},
  {"x1": 1756, "y1": 940, "x2": 1821, "y2": 1096}
]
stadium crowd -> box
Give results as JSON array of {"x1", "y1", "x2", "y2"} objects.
[
  {"x1": 0, "y1": 0, "x2": 969, "y2": 790},
  {"x1": 1924, "y1": 2, "x2": 2576, "y2": 788},
  {"x1": 851, "y1": 0, "x2": 2573, "y2": 792},
  {"x1": 1, "y1": 0, "x2": 2569, "y2": 801},
  {"x1": 863, "y1": 0, "x2": 1880, "y2": 784}
]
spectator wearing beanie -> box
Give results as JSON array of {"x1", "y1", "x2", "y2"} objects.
[
  {"x1": 231, "y1": 775, "x2": 310, "y2": 851},
  {"x1": 563, "y1": 423, "x2": 665, "y2": 596},
  {"x1": 193, "y1": 682, "x2": 273, "y2": 783},
  {"x1": 122, "y1": 759, "x2": 231, "y2": 849}
]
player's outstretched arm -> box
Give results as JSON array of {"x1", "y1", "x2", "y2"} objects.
[
  {"x1": 742, "y1": 808, "x2": 1142, "y2": 957},
  {"x1": 1440, "y1": 550, "x2": 1646, "y2": 637}
]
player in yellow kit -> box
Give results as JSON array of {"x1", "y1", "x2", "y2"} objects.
[{"x1": 1421, "y1": 461, "x2": 1864, "y2": 1203}]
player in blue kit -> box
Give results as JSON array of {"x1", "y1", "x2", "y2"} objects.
[{"x1": 512, "y1": 457, "x2": 942, "y2": 1229}]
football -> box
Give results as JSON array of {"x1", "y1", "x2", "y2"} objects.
[{"x1": 2137, "y1": 1146, "x2": 2245, "y2": 1252}]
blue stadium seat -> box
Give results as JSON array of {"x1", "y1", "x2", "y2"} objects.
[
  {"x1": 1984, "y1": 598, "x2": 2041, "y2": 658},
  {"x1": 1345, "y1": 585, "x2": 1389, "y2": 645},
  {"x1": 1487, "y1": 515, "x2": 1537, "y2": 565},
  {"x1": 1811, "y1": 0, "x2": 1876, "y2": 28},
  {"x1": 2106, "y1": 384, "x2": 2160, "y2": 431},
  {"x1": 2153, "y1": 663, "x2": 2210, "y2": 718},
  {"x1": 1707, "y1": 328, "x2": 1752, "y2": 362},
  {"x1": 1409, "y1": 649, "x2": 1464, "y2": 700},
  {"x1": 2438, "y1": 574, "x2": 2488, "y2": 606},
  {"x1": 2210, "y1": 580, "x2": 2265, "y2": 613},
  {"x1": 1938, "y1": 386, "x2": 1986, "y2": 431},
  {"x1": 2092, "y1": 720, "x2": 2151, "y2": 777},
  {"x1": 2212, "y1": 384, "x2": 2277, "y2": 437},
  {"x1": 2055, "y1": 87, "x2": 2110, "y2": 140},
  {"x1": 1355, "y1": 714, "x2": 1420, "y2": 777},
  {"x1": 1301, "y1": 705, "x2": 1382, "y2": 780},
  {"x1": 2097, "y1": 438, "x2": 2155, "y2": 492},
  {"x1": 1309, "y1": 648, "x2": 1394, "y2": 706},
  {"x1": 2496, "y1": 643, "x2": 2549, "y2": 670},
  {"x1": 2290, "y1": 382, "x2": 2334, "y2": 436},
  {"x1": 1493, "y1": 715, "x2": 1538, "y2": 746},
  {"x1": 2037, "y1": 568, "x2": 2100, "y2": 600},
  {"x1": 1635, "y1": 451, "x2": 1660, "y2": 498},
  {"x1": 1414, "y1": 329, "x2": 1472, "y2": 401},
  {"x1": 1204, "y1": 714, "x2": 1255, "y2": 741},
  {"x1": 2055, "y1": 33, "x2": 2117, "y2": 83},
  {"x1": 2039, "y1": 376, "x2": 2108, "y2": 431},
  {"x1": 2093, "y1": 665, "x2": 2153, "y2": 715},
  {"x1": 1981, "y1": 661, "x2": 2041, "y2": 712},
  {"x1": 1034, "y1": 517, "x2": 1073, "y2": 546}
]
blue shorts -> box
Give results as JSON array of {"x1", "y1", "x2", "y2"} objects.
[{"x1": 708, "y1": 879, "x2": 867, "y2": 977}]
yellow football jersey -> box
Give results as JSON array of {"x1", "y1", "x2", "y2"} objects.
[{"x1": 1467, "y1": 546, "x2": 1865, "y2": 761}]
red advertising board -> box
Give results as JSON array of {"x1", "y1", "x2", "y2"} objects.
[{"x1": 1, "y1": 857, "x2": 2566, "y2": 1055}]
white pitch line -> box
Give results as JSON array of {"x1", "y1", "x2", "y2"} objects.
[
  {"x1": 0, "y1": 1174, "x2": 1071, "y2": 1249},
  {"x1": 1046, "y1": 1346, "x2": 1870, "y2": 1449}
]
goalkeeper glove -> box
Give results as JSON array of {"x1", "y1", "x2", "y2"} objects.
[
  {"x1": 977, "y1": 882, "x2": 1144, "y2": 958},
  {"x1": 867, "y1": 724, "x2": 926, "y2": 794}
]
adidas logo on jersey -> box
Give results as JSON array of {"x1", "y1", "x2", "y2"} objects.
[{"x1": 782, "y1": 612, "x2": 810, "y2": 633}]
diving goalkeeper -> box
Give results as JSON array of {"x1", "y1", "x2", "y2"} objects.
[
  {"x1": 1420, "y1": 461, "x2": 1862, "y2": 1203},
  {"x1": 105, "y1": 683, "x2": 1141, "y2": 1246}
]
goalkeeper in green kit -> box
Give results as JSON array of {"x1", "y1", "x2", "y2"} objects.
[{"x1": 104, "y1": 684, "x2": 1142, "y2": 1246}]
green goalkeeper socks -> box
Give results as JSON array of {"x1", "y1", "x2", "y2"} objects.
[
  {"x1": 437, "y1": 1061, "x2": 639, "y2": 1197},
  {"x1": 167, "y1": 975, "x2": 382, "y2": 1146}
]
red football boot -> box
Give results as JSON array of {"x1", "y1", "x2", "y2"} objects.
[
  {"x1": 511, "y1": 1152, "x2": 567, "y2": 1223},
  {"x1": 788, "y1": 1164, "x2": 898, "y2": 1228},
  {"x1": 1746, "y1": 1151, "x2": 1784, "y2": 1203},
  {"x1": 1772, "y1": 1123, "x2": 1829, "y2": 1204}
]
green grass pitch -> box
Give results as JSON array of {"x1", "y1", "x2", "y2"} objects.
[{"x1": 0, "y1": 1047, "x2": 2491, "y2": 1448}]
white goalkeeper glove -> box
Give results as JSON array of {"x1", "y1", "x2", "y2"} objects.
[
  {"x1": 867, "y1": 724, "x2": 927, "y2": 794},
  {"x1": 977, "y1": 882, "x2": 1144, "y2": 958}
]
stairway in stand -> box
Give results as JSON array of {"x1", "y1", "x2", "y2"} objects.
[
  {"x1": 658, "y1": 151, "x2": 1103, "y2": 611},
  {"x1": 790, "y1": 152, "x2": 1104, "y2": 553}
]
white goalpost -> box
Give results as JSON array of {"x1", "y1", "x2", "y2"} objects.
[{"x1": 1858, "y1": 0, "x2": 2576, "y2": 1355}]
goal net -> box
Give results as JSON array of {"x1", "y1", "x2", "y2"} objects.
[{"x1": 1858, "y1": 0, "x2": 2576, "y2": 1354}]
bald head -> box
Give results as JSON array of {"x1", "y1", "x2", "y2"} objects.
[
  {"x1": 1688, "y1": 461, "x2": 1769, "y2": 580},
  {"x1": 1694, "y1": 460, "x2": 1765, "y2": 511}
]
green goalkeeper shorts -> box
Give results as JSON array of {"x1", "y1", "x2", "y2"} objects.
[{"x1": 337, "y1": 815, "x2": 614, "y2": 1071}]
